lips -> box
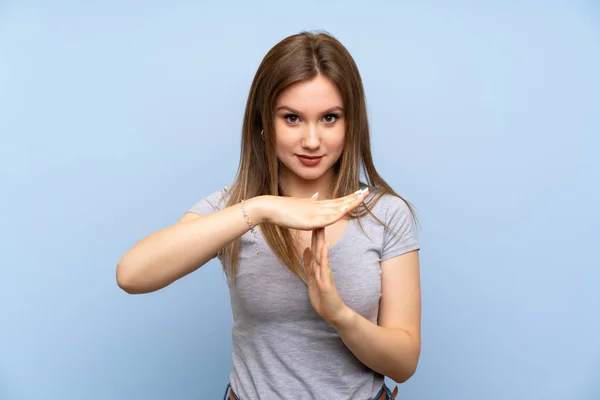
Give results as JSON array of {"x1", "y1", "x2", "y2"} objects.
[{"x1": 297, "y1": 155, "x2": 323, "y2": 166}]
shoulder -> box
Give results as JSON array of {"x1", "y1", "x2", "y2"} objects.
[
  {"x1": 364, "y1": 190, "x2": 414, "y2": 222},
  {"x1": 360, "y1": 188, "x2": 419, "y2": 239},
  {"x1": 203, "y1": 184, "x2": 233, "y2": 206},
  {"x1": 361, "y1": 189, "x2": 420, "y2": 258},
  {"x1": 187, "y1": 184, "x2": 233, "y2": 215}
]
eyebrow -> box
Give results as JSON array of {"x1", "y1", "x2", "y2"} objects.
[{"x1": 275, "y1": 105, "x2": 344, "y2": 115}]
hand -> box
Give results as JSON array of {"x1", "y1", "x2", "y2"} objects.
[
  {"x1": 258, "y1": 188, "x2": 369, "y2": 231},
  {"x1": 303, "y1": 227, "x2": 351, "y2": 325}
]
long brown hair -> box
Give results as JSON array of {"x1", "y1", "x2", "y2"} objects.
[{"x1": 221, "y1": 31, "x2": 417, "y2": 283}]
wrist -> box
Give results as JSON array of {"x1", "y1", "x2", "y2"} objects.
[
  {"x1": 245, "y1": 195, "x2": 270, "y2": 226},
  {"x1": 329, "y1": 305, "x2": 357, "y2": 330}
]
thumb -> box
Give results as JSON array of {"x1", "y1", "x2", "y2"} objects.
[
  {"x1": 303, "y1": 247, "x2": 314, "y2": 280},
  {"x1": 303, "y1": 247, "x2": 313, "y2": 267}
]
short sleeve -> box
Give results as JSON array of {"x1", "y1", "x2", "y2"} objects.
[
  {"x1": 381, "y1": 195, "x2": 420, "y2": 261},
  {"x1": 187, "y1": 186, "x2": 230, "y2": 216}
]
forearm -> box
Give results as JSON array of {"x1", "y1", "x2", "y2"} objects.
[
  {"x1": 116, "y1": 197, "x2": 266, "y2": 294},
  {"x1": 331, "y1": 308, "x2": 421, "y2": 383}
]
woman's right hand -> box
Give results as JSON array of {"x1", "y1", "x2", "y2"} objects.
[{"x1": 251, "y1": 188, "x2": 370, "y2": 231}]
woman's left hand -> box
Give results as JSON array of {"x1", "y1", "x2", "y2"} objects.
[{"x1": 303, "y1": 228, "x2": 350, "y2": 325}]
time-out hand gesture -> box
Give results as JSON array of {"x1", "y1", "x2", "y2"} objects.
[
  {"x1": 262, "y1": 188, "x2": 369, "y2": 231},
  {"x1": 303, "y1": 227, "x2": 349, "y2": 325}
]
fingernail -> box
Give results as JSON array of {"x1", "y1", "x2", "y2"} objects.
[
  {"x1": 361, "y1": 187, "x2": 369, "y2": 193},
  {"x1": 311, "y1": 192, "x2": 319, "y2": 198},
  {"x1": 354, "y1": 189, "x2": 362, "y2": 194}
]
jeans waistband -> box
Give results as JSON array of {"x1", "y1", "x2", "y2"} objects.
[{"x1": 223, "y1": 383, "x2": 396, "y2": 400}]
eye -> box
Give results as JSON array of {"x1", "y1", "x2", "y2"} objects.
[
  {"x1": 323, "y1": 114, "x2": 340, "y2": 124},
  {"x1": 283, "y1": 114, "x2": 300, "y2": 124}
]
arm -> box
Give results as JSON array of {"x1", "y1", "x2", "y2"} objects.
[
  {"x1": 116, "y1": 190, "x2": 369, "y2": 295},
  {"x1": 330, "y1": 250, "x2": 421, "y2": 383},
  {"x1": 116, "y1": 198, "x2": 264, "y2": 294},
  {"x1": 304, "y1": 239, "x2": 421, "y2": 383}
]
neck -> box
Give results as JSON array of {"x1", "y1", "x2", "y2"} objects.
[{"x1": 279, "y1": 168, "x2": 336, "y2": 199}]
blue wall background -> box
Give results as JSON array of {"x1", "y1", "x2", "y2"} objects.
[{"x1": 1, "y1": 1, "x2": 599, "y2": 399}]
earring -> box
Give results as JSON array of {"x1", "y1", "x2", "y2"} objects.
[{"x1": 260, "y1": 130, "x2": 265, "y2": 141}]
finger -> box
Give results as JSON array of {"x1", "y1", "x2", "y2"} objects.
[
  {"x1": 303, "y1": 246, "x2": 312, "y2": 266},
  {"x1": 318, "y1": 228, "x2": 325, "y2": 256},
  {"x1": 335, "y1": 198, "x2": 360, "y2": 219},
  {"x1": 311, "y1": 189, "x2": 370, "y2": 228},
  {"x1": 317, "y1": 229, "x2": 326, "y2": 278},
  {"x1": 340, "y1": 187, "x2": 370, "y2": 204},
  {"x1": 346, "y1": 188, "x2": 369, "y2": 207},
  {"x1": 321, "y1": 240, "x2": 330, "y2": 273},
  {"x1": 303, "y1": 247, "x2": 314, "y2": 279},
  {"x1": 319, "y1": 188, "x2": 368, "y2": 208},
  {"x1": 333, "y1": 188, "x2": 370, "y2": 213},
  {"x1": 315, "y1": 206, "x2": 351, "y2": 228},
  {"x1": 311, "y1": 229, "x2": 318, "y2": 265},
  {"x1": 316, "y1": 227, "x2": 325, "y2": 265},
  {"x1": 318, "y1": 240, "x2": 330, "y2": 287}
]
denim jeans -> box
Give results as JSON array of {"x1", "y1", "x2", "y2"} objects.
[{"x1": 222, "y1": 383, "x2": 397, "y2": 400}]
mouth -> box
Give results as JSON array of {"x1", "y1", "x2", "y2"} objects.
[{"x1": 297, "y1": 155, "x2": 323, "y2": 166}]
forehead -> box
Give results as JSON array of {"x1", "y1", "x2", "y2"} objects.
[{"x1": 275, "y1": 74, "x2": 343, "y2": 111}]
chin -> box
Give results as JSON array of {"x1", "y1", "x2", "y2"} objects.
[
  {"x1": 290, "y1": 168, "x2": 327, "y2": 181},
  {"x1": 280, "y1": 160, "x2": 333, "y2": 182}
]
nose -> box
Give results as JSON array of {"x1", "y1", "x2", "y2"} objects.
[{"x1": 301, "y1": 123, "x2": 321, "y2": 150}]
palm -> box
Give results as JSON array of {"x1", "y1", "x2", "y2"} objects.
[
  {"x1": 303, "y1": 228, "x2": 346, "y2": 324},
  {"x1": 266, "y1": 188, "x2": 369, "y2": 231}
]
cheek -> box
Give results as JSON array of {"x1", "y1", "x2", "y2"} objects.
[
  {"x1": 273, "y1": 120, "x2": 292, "y2": 145},
  {"x1": 273, "y1": 133, "x2": 295, "y2": 160},
  {"x1": 329, "y1": 126, "x2": 346, "y2": 152},
  {"x1": 274, "y1": 130, "x2": 291, "y2": 150}
]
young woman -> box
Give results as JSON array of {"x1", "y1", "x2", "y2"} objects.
[{"x1": 117, "y1": 31, "x2": 421, "y2": 400}]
